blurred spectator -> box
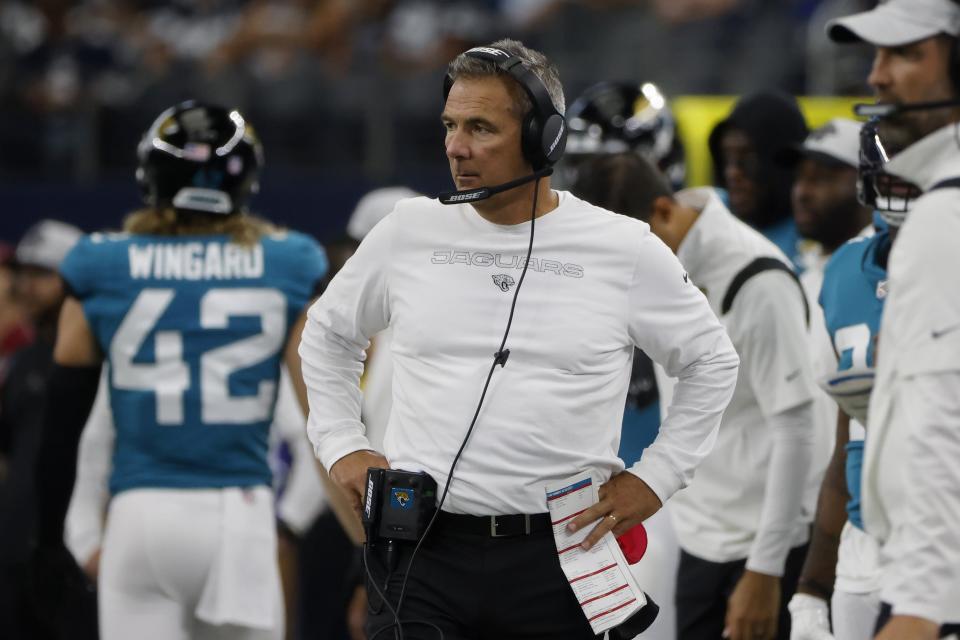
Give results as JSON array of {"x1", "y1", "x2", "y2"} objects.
[
  {"x1": 649, "y1": 0, "x2": 743, "y2": 24},
  {"x1": 0, "y1": 219, "x2": 88, "y2": 640},
  {"x1": 379, "y1": 0, "x2": 495, "y2": 72},
  {"x1": 143, "y1": 0, "x2": 244, "y2": 68},
  {"x1": 0, "y1": 0, "x2": 832, "y2": 182},
  {"x1": 0, "y1": 0, "x2": 143, "y2": 174},
  {"x1": 497, "y1": 0, "x2": 567, "y2": 31},
  {"x1": 0, "y1": 244, "x2": 33, "y2": 389},
  {"x1": 9, "y1": 220, "x2": 82, "y2": 329},
  {"x1": 804, "y1": 0, "x2": 874, "y2": 95}
]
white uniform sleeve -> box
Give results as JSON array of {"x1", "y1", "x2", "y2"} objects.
[
  {"x1": 272, "y1": 368, "x2": 326, "y2": 536},
  {"x1": 747, "y1": 401, "x2": 815, "y2": 576},
  {"x1": 626, "y1": 231, "x2": 740, "y2": 503},
  {"x1": 299, "y1": 212, "x2": 394, "y2": 472},
  {"x1": 65, "y1": 371, "x2": 113, "y2": 565},
  {"x1": 361, "y1": 328, "x2": 394, "y2": 453},
  {"x1": 732, "y1": 274, "x2": 817, "y2": 575},
  {"x1": 734, "y1": 272, "x2": 818, "y2": 419},
  {"x1": 883, "y1": 372, "x2": 960, "y2": 623}
]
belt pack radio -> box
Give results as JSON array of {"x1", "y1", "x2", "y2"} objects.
[{"x1": 363, "y1": 468, "x2": 437, "y2": 543}]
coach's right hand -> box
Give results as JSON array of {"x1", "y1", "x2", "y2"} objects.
[{"x1": 330, "y1": 450, "x2": 391, "y2": 515}]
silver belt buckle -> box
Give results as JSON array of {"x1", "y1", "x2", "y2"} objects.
[{"x1": 489, "y1": 514, "x2": 532, "y2": 537}]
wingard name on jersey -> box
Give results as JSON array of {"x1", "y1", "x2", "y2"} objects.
[{"x1": 128, "y1": 241, "x2": 264, "y2": 280}]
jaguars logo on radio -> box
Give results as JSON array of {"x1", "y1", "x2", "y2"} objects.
[{"x1": 391, "y1": 487, "x2": 414, "y2": 509}]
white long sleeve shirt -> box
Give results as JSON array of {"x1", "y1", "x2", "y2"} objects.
[
  {"x1": 864, "y1": 124, "x2": 960, "y2": 624},
  {"x1": 300, "y1": 191, "x2": 739, "y2": 516},
  {"x1": 663, "y1": 189, "x2": 826, "y2": 574},
  {"x1": 65, "y1": 370, "x2": 114, "y2": 565}
]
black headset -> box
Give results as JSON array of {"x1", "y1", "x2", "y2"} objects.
[
  {"x1": 950, "y1": 35, "x2": 960, "y2": 95},
  {"x1": 443, "y1": 46, "x2": 567, "y2": 170}
]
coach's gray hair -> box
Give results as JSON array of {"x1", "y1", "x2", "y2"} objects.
[{"x1": 447, "y1": 38, "x2": 565, "y2": 117}]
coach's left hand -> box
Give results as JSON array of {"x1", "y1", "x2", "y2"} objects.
[{"x1": 566, "y1": 471, "x2": 662, "y2": 551}]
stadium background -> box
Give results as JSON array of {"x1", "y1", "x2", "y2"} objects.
[{"x1": 0, "y1": 0, "x2": 873, "y2": 244}]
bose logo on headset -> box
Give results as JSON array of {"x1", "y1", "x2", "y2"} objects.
[
  {"x1": 467, "y1": 47, "x2": 510, "y2": 58},
  {"x1": 445, "y1": 191, "x2": 487, "y2": 203}
]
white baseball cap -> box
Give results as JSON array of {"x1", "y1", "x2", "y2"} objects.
[
  {"x1": 827, "y1": 0, "x2": 960, "y2": 46},
  {"x1": 779, "y1": 118, "x2": 863, "y2": 169},
  {"x1": 346, "y1": 187, "x2": 421, "y2": 242},
  {"x1": 15, "y1": 220, "x2": 83, "y2": 271}
]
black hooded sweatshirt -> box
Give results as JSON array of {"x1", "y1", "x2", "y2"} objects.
[{"x1": 708, "y1": 90, "x2": 809, "y2": 230}]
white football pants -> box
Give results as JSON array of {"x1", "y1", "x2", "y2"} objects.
[{"x1": 98, "y1": 487, "x2": 283, "y2": 640}]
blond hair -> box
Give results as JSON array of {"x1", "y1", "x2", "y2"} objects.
[{"x1": 122, "y1": 208, "x2": 278, "y2": 246}]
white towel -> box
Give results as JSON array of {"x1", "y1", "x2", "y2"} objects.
[{"x1": 196, "y1": 486, "x2": 279, "y2": 630}]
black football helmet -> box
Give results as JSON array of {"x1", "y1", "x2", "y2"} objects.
[
  {"x1": 136, "y1": 101, "x2": 264, "y2": 215},
  {"x1": 560, "y1": 81, "x2": 686, "y2": 190},
  {"x1": 857, "y1": 117, "x2": 920, "y2": 227}
]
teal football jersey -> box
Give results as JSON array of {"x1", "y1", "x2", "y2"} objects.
[
  {"x1": 60, "y1": 230, "x2": 327, "y2": 495},
  {"x1": 818, "y1": 229, "x2": 889, "y2": 530}
]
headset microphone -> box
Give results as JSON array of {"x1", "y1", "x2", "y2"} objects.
[
  {"x1": 436, "y1": 166, "x2": 553, "y2": 205},
  {"x1": 855, "y1": 98, "x2": 960, "y2": 118}
]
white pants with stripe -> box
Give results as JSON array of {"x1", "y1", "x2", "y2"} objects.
[{"x1": 98, "y1": 487, "x2": 283, "y2": 640}]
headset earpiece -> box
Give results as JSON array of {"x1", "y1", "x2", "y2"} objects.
[
  {"x1": 443, "y1": 47, "x2": 566, "y2": 170},
  {"x1": 951, "y1": 36, "x2": 960, "y2": 96},
  {"x1": 521, "y1": 110, "x2": 543, "y2": 169}
]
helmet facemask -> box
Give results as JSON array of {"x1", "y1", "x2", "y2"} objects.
[{"x1": 857, "y1": 117, "x2": 920, "y2": 227}]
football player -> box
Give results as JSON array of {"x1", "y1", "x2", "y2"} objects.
[
  {"x1": 564, "y1": 80, "x2": 688, "y2": 640},
  {"x1": 32, "y1": 101, "x2": 329, "y2": 640},
  {"x1": 560, "y1": 80, "x2": 686, "y2": 191},
  {"x1": 788, "y1": 118, "x2": 920, "y2": 640},
  {"x1": 828, "y1": 2, "x2": 960, "y2": 635}
]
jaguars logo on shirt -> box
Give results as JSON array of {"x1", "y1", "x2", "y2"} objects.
[{"x1": 492, "y1": 274, "x2": 515, "y2": 292}]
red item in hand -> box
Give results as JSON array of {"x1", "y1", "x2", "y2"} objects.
[{"x1": 616, "y1": 523, "x2": 648, "y2": 564}]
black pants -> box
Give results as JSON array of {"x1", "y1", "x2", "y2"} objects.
[
  {"x1": 0, "y1": 561, "x2": 98, "y2": 640},
  {"x1": 363, "y1": 520, "x2": 599, "y2": 640},
  {"x1": 875, "y1": 603, "x2": 960, "y2": 637},
  {"x1": 676, "y1": 544, "x2": 808, "y2": 640},
  {"x1": 297, "y1": 510, "x2": 357, "y2": 640}
]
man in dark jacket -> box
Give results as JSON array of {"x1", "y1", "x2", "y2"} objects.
[{"x1": 709, "y1": 91, "x2": 809, "y2": 268}]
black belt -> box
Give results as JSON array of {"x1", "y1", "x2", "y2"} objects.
[{"x1": 436, "y1": 511, "x2": 553, "y2": 538}]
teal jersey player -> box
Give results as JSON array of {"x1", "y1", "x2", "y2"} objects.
[
  {"x1": 60, "y1": 230, "x2": 327, "y2": 494},
  {"x1": 31, "y1": 101, "x2": 345, "y2": 640},
  {"x1": 818, "y1": 229, "x2": 889, "y2": 530}
]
